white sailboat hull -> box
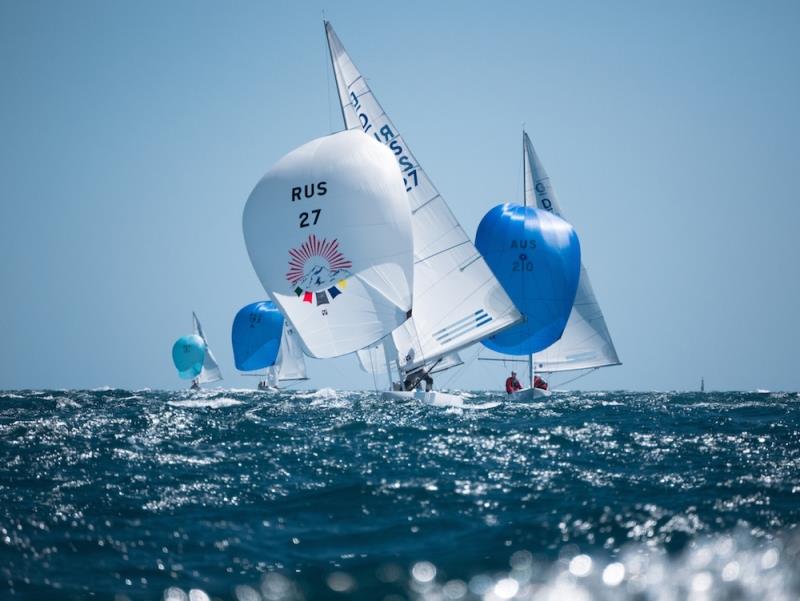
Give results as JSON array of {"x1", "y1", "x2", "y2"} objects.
[
  {"x1": 508, "y1": 387, "x2": 551, "y2": 401},
  {"x1": 380, "y1": 390, "x2": 498, "y2": 409}
]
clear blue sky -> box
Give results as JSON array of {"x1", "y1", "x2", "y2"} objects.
[{"x1": 1, "y1": 0, "x2": 798, "y2": 391}]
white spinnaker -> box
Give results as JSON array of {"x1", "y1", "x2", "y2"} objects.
[
  {"x1": 243, "y1": 130, "x2": 414, "y2": 359},
  {"x1": 192, "y1": 312, "x2": 223, "y2": 384},
  {"x1": 523, "y1": 133, "x2": 620, "y2": 372},
  {"x1": 276, "y1": 321, "x2": 307, "y2": 381},
  {"x1": 325, "y1": 22, "x2": 520, "y2": 374}
]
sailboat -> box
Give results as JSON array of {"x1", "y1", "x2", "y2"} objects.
[
  {"x1": 484, "y1": 132, "x2": 620, "y2": 399},
  {"x1": 232, "y1": 301, "x2": 308, "y2": 390},
  {"x1": 476, "y1": 202, "x2": 582, "y2": 400},
  {"x1": 243, "y1": 130, "x2": 417, "y2": 373},
  {"x1": 324, "y1": 21, "x2": 521, "y2": 405},
  {"x1": 171, "y1": 312, "x2": 223, "y2": 390}
]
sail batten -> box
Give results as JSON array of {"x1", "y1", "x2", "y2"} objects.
[
  {"x1": 325, "y1": 21, "x2": 521, "y2": 373},
  {"x1": 523, "y1": 133, "x2": 620, "y2": 372}
]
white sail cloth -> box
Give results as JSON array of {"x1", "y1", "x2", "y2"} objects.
[
  {"x1": 523, "y1": 133, "x2": 620, "y2": 372},
  {"x1": 357, "y1": 341, "x2": 462, "y2": 376},
  {"x1": 243, "y1": 130, "x2": 415, "y2": 359},
  {"x1": 325, "y1": 22, "x2": 521, "y2": 374},
  {"x1": 276, "y1": 320, "x2": 307, "y2": 381},
  {"x1": 192, "y1": 312, "x2": 223, "y2": 384}
]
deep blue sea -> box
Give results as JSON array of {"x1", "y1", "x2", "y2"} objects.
[{"x1": 1, "y1": 389, "x2": 799, "y2": 600}]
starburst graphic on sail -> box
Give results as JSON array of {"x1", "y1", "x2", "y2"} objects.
[{"x1": 286, "y1": 234, "x2": 353, "y2": 305}]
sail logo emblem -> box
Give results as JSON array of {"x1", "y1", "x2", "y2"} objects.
[{"x1": 286, "y1": 234, "x2": 353, "y2": 306}]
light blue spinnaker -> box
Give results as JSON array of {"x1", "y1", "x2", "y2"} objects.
[{"x1": 171, "y1": 335, "x2": 207, "y2": 380}]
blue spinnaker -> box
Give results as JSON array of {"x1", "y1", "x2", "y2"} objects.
[
  {"x1": 171, "y1": 335, "x2": 207, "y2": 380},
  {"x1": 476, "y1": 204, "x2": 581, "y2": 355},
  {"x1": 231, "y1": 301, "x2": 284, "y2": 372}
]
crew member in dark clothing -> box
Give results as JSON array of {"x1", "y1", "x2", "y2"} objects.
[
  {"x1": 403, "y1": 369, "x2": 433, "y2": 391},
  {"x1": 505, "y1": 371, "x2": 522, "y2": 394}
]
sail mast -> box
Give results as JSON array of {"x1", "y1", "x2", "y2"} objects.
[
  {"x1": 382, "y1": 343, "x2": 394, "y2": 389},
  {"x1": 522, "y1": 130, "x2": 533, "y2": 386}
]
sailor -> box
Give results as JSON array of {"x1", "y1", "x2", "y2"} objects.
[
  {"x1": 505, "y1": 371, "x2": 522, "y2": 394},
  {"x1": 533, "y1": 375, "x2": 549, "y2": 391},
  {"x1": 403, "y1": 368, "x2": 433, "y2": 392},
  {"x1": 190, "y1": 378, "x2": 200, "y2": 391}
]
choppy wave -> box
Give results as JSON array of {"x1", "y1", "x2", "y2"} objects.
[{"x1": 0, "y1": 389, "x2": 798, "y2": 599}]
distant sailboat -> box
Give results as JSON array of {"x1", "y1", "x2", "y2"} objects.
[
  {"x1": 171, "y1": 312, "x2": 222, "y2": 390},
  {"x1": 324, "y1": 21, "x2": 521, "y2": 405},
  {"x1": 231, "y1": 301, "x2": 308, "y2": 390},
  {"x1": 243, "y1": 129, "x2": 416, "y2": 364},
  {"x1": 701, "y1": 377, "x2": 705, "y2": 393},
  {"x1": 192, "y1": 312, "x2": 222, "y2": 388}
]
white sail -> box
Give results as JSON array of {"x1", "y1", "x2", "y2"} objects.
[
  {"x1": 192, "y1": 311, "x2": 223, "y2": 384},
  {"x1": 325, "y1": 22, "x2": 521, "y2": 374},
  {"x1": 357, "y1": 341, "x2": 461, "y2": 376},
  {"x1": 523, "y1": 133, "x2": 620, "y2": 372},
  {"x1": 276, "y1": 320, "x2": 307, "y2": 381},
  {"x1": 243, "y1": 130, "x2": 415, "y2": 359},
  {"x1": 356, "y1": 343, "x2": 394, "y2": 376}
]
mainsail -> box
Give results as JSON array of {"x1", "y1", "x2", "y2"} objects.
[
  {"x1": 325, "y1": 21, "x2": 521, "y2": 375},
  {"x1": 243, "y1": 130, "x2": 415, "y2": 359},
  {"x1": 523, "y1": 132, "x2": 620, "y2": 372},
  {"x1": 192, "y1": 311, "x2": 223, "y2": 384}
]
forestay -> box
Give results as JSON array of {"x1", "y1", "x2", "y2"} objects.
[
  {"x1": 243, "y1": 130, "x2": 414, "y2": 358},
  {"x1": 193, "y1": 312, "x2": 223, "y2": 384},
  {"x1": 523, "y1": 133, "x2": 620, "y2": 372},
  {"x1": 325, "y1": 22, "x2": 521, "y2": 374}
]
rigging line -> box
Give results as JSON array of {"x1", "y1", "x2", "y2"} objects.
[
  {"x1": 368, "y1": 346, "x2": 379, "y2": 393},
  {"x1": 552, "y1": 368, "x2": 598, "y2": 388},
  {"x1": 439, "y1": 344, "x2": 482, "y2": 390}
]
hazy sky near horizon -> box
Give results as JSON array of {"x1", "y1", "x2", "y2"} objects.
[{"x1": 1, "y1": 0, "x2": 799, "y2": 391}]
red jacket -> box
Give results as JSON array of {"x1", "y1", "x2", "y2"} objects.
[
  {"x1": 506, "y1": 377, "x2": 522, "y2": 393},
  {"x1": 533, "y1": 376, "x2": 548, "y2": 390}
]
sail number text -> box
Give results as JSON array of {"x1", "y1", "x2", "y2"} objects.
[
  {"x1": 291, "y1": 181, "x2": 326, "y2": 228},
  {"x1": 349, "y1": 91, "x2": 419, "y2": 193}
]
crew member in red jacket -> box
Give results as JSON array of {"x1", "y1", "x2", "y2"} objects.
[
  {"x1": 505, "y1": 371, "x2": 522, "y2": 394},
  {"x1": 533, "y1": 375, "x2": 549, "y2": 391}
]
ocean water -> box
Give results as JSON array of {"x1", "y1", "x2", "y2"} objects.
[{"x1": 1, "y1": 389, "x2": 799, "y2": 600}]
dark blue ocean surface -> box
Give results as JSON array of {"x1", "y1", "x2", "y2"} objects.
[{"x1": 1, "y1": 389, "x2": 799, "y2": 600}]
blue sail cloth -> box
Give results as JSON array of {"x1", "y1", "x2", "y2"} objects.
[
  {"x1": 231, "y1": 301, "x2": 284, "y2": 372},
  {"x1": 476, "y1": 204, "x2": 581, "y2": 355},
  {"x1": 171, "y1": 335, "x2": 207, "y2": 380}
]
